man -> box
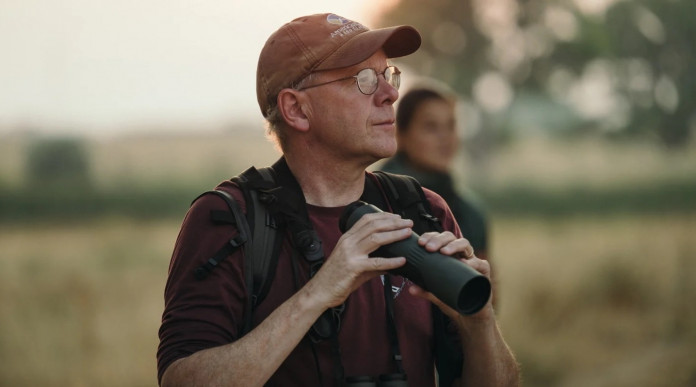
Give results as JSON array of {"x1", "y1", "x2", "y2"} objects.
[{"x1": 157, "y1": 13, "x2": 519, "y2": 386}]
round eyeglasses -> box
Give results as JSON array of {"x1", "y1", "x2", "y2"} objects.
[{"x1": 298, "y1": 66, "x2": 401, "y2": 95}]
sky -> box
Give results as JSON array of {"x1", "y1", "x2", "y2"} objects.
[{"x1": 0, "y1": 0, "x2": 387, "y2": 136}]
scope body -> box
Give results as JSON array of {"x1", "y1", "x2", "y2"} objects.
[{"x1": 339, "y1": 201, "x2": 491, "y2": 315}]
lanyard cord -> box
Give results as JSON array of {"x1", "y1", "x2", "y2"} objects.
[
  {"x1": 289, "y1": 228, "x2": 406, "y2": 385},
  {"x1": 383, "y1": 274, "x2": 406, "y2": 374},
  {"x1": 289, "y1": 247, "x2": 325, "y2": 387},
  {"x1": 363, "y1": 172, "x2": 407, "y2": 375},
  {"x1": 290, "y1": 245, "x2": 346, "y2": 386},
  {"x1": 323, "y1": 276, "x2": 405, "y2": 385},
  {"x1": 329, "y1": 321, "x2": 344, "y2": 386}
]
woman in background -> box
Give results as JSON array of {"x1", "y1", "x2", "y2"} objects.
[{"x1": 380, "y1": 87, "x2": 495, "y2": 302}]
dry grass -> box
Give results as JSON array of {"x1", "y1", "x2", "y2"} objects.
[
  {"x1": 4, "y1": 131, "x2": 695, "y2": 191},
  {"x1": 88, "y1": 130, "x2": 280, "y2": 189},
  {"x1": 0, "y1": 129, "x2": 280, "y2": 189},
  {"x1": 0, "y1": 218, "x2": 176, "y2": 386},
  {"x1": 494, "y1": 213, "x2": 696, "y2": 386},
  {"x1": 457, "y1": 136, "x2": 696, "y2": 191},
  {"x1": 1, "y1": 133, "x2": 695, "y2": 386},
  {"x1": 1, "y1": 212, "x2": 694, "y2": 386}
]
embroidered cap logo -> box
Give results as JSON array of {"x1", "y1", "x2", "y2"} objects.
[
  {"x1": 326, "y1": 13, "x2": 350, "y2": 25},
  {"x1": 327, "y1": 14, "x2": 367, "y2": 38}
]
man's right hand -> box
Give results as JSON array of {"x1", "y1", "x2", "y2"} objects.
[{"x1": 306, "y1": 211, "x2": 413, "y2": 308}]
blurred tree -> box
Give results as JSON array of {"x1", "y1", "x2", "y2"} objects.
[
  {"x1": 25, "y1": 137, "x2": 93, "y2": 189},
  {"x1": 377, "y1": 0, "x2": 695, "y2": 147}
]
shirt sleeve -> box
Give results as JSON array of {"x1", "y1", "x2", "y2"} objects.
[{"x1": 156, "y1": 183, "x2": 248, "y2": 384}]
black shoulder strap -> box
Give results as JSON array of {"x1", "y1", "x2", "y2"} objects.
[
  {"x1": 370, "y1": 171, "x2": 443, "y2": 234},
  {"x1": 369, "y1": 171, "x2": 463, "y2": 387},
  {"x1": 232, "y1": 166, "x2": 283, "y2": 313},
  {"x1": 191, "y1": 189, "x2": 250, "y2": 281},
  {"x1": 190, "y1": 165, "x2": 284, "y2": 335}
]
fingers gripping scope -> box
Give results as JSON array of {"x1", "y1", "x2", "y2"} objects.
[{"x1": 339, "y1": 201, "x2": 491, "y2": 315}]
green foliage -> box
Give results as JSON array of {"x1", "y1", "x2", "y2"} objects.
[
  {"x1": 1, "y1": 176, "x2": 695, "y2": 223},
  {"x1": 475, "y1": 176, "x2": 696, "y2": 217},
  {"x1": 0, "y1": 185, "x2": 195, "y2": 222},
  {"x1": 25, "y1": 138, "x2": 92, "y2": 188},
  {"x1": 377, "y1": 0, "x2": 696, "y2": 147}
]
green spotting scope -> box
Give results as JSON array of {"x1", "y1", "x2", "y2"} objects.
[{"x1": 339, "y1": 201, "x2": 491, "y2": 315}]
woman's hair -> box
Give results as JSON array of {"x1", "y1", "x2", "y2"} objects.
[{"x1": 396, "y1": 88, "x2": 450, "y2": 133}]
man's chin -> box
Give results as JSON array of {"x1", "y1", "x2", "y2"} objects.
[{"x1": 377, "y1": 141, "x2": 398, "y2": 158}]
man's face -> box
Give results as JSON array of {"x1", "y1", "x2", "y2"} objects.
[{"x1": 299, "y1": 50, "x2": 399, "y2": 165}]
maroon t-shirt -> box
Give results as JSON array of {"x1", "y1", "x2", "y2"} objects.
[{"x1": 157, "y1": 173, "x2": 463, "y2": 386}]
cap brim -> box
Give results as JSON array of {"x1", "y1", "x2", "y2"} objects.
[{"x1": 316, "y1": 25, "x2": 421, "y2": 71}]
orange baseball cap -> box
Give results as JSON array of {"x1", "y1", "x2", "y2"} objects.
[{"x1": 256, "y1": 13, "x2": 422, "y2": 117}]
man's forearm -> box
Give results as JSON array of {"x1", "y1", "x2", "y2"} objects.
[
  {"x1": 455, "y1": 316, "x2": 520, "y2": 387},
  {"x1": 161, "y1": 286, "x2": 325, "y2": 387}
]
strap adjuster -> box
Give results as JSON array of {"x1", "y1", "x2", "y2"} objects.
[{"x1": 229, "y1": 234, "x2": 246, "y2": 248}]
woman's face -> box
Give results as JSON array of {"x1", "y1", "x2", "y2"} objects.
[{"x1": 397, "y1": 98, "x2": 458, "y2": 172}]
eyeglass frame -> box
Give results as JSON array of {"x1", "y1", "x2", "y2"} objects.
[{"x1": 297, "y1": 66, "x2": 401, "y2": 95}]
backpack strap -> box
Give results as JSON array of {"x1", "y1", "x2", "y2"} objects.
[
  {"x1": 190, "y1": 165, "x2": 285, "y2": 335},
  {"x1": 370, "y1": 171, "x2": 443, "y2": 234},
  {"x1": 232, "y1": 166, "x2": 283, "y2": 313},
  {"x1": 369, "y1": 171, "x2": 463, "y2": 387},
  {"x1": 190, "y1": 188, "x2": 261, "y2": 335},
  {"x1": 192, "y1": 190, "x2": 250, "y2": 281},
  {"x1": 226, "y1": 158, "x2": 324, "y2": 335}
]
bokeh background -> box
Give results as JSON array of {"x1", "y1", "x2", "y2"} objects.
[{"x1": 1, "y1": 0, "x2": 695, "y2": 386}]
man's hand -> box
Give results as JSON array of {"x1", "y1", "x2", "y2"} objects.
[
  {"x1": 307, "y1": 211, "x2": 412, "y2": 308},
  {"x1": 407, "y1": 232, "x2": 495, "y2": 321}
]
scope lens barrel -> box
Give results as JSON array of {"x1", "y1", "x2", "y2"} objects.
[{"x1": 339, "y1": 201, "x2": 490, "y2": 315}]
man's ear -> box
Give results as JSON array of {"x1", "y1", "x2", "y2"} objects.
[{"x1": 277, "y1": 89, "x2": 310, "y2": 132}]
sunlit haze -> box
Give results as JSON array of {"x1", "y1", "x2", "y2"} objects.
[{"x1": 0, "y1": 1, "x2": 382, "y2": 136}]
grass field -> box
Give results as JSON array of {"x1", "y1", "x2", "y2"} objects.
[
  {"x1": 1, "y1": 213, "x2": 694, "y2": 386},
  {"x1": 0, "y1": 218, "x2": 173, "y2": 386},
  {"x1": 495, "y1": 213, "x2": 696, "y2": 386},
  {"x1": 1, "y1": 132, "x2": 695, "y2": 386}
]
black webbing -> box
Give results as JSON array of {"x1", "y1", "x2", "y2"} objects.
[
  {"x1": 383, "y1": 274, "x2": 405, "y2": 374},
  {"x1": 361, "y1": 175, "x2": 408, "y2": 377},
  {"x1": 330, "y1": 322, "x2": 344, "y2": 386},
  {"x1": 192, "y1": 190, "x2": 250, "y2": 281},
  {"x1": 269, "y1": 158, "x2": 344, "y2": 383}
]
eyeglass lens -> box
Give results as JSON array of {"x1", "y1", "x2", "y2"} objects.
[{"x1": 356, "y1": 67, "x2": 400, "y2": 95}]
